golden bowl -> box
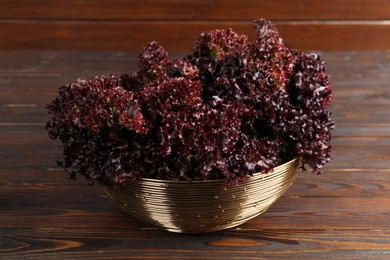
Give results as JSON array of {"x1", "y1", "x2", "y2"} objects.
[{"x1": 103, "y1": 157, "x2": 301, "y2": 233}]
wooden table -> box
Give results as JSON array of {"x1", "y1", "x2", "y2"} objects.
[{"x1": 1, "y1": 51, "x2": 389, "y2": 259}]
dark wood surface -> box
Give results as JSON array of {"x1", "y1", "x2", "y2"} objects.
[
  {"x1": 1, "y1": 0, "x2": 389, "y2": 51},
  {"x1": 1, "y1": 51, "x2": 390, "y2": 259},
  {"x1": 3, "y1": 0, "x2": 390, "y2": 20}
]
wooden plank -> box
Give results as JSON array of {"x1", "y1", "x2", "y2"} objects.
[
  {"x1": 0, "y1": 107, "x2": 51, "y2": 125},
  {"x1": 290, "y1": 169, "x2": 390, "y2": 198},
  {"x1": 0, "y1": 51, "x2": 140, "y2": 74},
  {"x1": 1, "y1": 0, "x2": 389, "y2": 20},
  {"x1": 0, "y1": 21, "x2": 389, "y2": 51},
  {"x1": 321, "y1": 50, "x2": 390, "y2": 65},
  {"x1": 0, "y1": 169, "x2": 101, "y2": 197},
  {"x1": 0, "y1": 51, "x2": 387, "y2": 73},
  {"x1": 0, "y1": 51, "x2": 386, "y2": 90},
  {"x1": 0, "y1": 144, "x2": 61, "y2": 171},
  {"x1": 1, "y1": 228, "x2": 390, "y2": 259},
  {"x1": 332, "y1": 126, "x2": 390, "y2": 137},
  {"x1": 0, "y1": 51, "x2": 388, "y2": 88},
  {"x1": 0, "y1": 77, "x2": 81, "y2": 97},
  {"x1": 328, "y1": 142, "x2": 390, "y2": 170},
  {"x1": 2, "y1": 167, "x2": 389, "y2": 198},
  {"x1": 0, "y1": 96, "x2": 60, "y2": 105},
  {"x1": 1, "y1": 194, "x2": 390, "y2": 230}
]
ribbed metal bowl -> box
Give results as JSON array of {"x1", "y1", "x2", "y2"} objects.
[{"x1": 103, "y1": 157, "x2": 301, "y2": 233}]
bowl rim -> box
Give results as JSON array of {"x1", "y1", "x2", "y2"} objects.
[{"x1": 120, "y1": 156, "x2": 301, "y2": 185}]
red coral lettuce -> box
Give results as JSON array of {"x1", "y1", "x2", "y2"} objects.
[{"x1": 46, "y1": 19, "x2": 334, "y2": 185}]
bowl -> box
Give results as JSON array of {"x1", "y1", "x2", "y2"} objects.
[{"x1": 103, "y1": 157, "x2": 301, "y2": 233}]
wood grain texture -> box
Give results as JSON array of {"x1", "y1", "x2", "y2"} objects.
[
  {"x1": 1, "y1": 190, "x2": 390, "y2": 229},
  {"x1": 1, "y1": 0, "x2": 390, "y2": 20},
  {"x1": 2, "y1": 168, "x2": 389, "y2": 198},
  {"x1": 0, "y1": 21, "x2": 389, "y2": 51},
  {"x1": 1, "y1": 228, "x2": 390, "y2": 259},
  {"x1": 1, "y1": 0, "x2": 390, "y2": 50},
  {"x1": 0, "y1": 51, "x2": 389, "y2": 258}
]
